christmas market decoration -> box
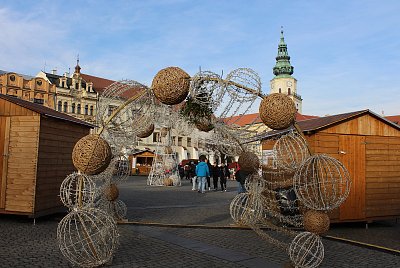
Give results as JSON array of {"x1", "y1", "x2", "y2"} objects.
[
  {"x1": 152, "y1": 67, "x2": 190, "y2": 105},
  {"x1": 303, "y1": 210, "x2": 330, "y2": 235},
  {"x1": 238, "y1": 151, "x2": 260, "y2": 173},
  {"x1": 259, "y1": 93, "x2": 296, "y2": 130}
]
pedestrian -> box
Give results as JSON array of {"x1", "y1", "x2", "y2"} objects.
[
  {"x1": 219, "y1": 163, "x2": 230, "y2": 192},
  {"x1": 196, "y1": 155, "x2": 210, "y2": 194},
  {"x1": 235, "y1": 167, "x2": 249, "y2": 194},
  {"x1": 205, "y1": 158, "x2": 212, "y2": 191},
  {"x1": 184, "y1": 163, "x2": 191, "y2": 180},
  {"x1": 178, "y1": 164, "x2": 184, "y2": 180},
  {"x1": 212, "y1": 163, "x2": 219, "y2": 191}
]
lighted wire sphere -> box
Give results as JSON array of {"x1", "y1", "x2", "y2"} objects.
[
  {"x1": 230, "y1": 192, "x2": 265, "y2": 226},
  {"x1": 293, "y1": 154, "x2": 351, "y2": 211},
  {"x1": 288, "y1": 232, "x2": 324, "y2": 268},
  {"x1": 96, "y1": 198, "x2": 127, "y2": 221},
  {"x1": 60, "y1": 173, "x2": 96, "y2": 209},
  {"x1": 57, "y1": 208, "x2": 119, "y2": 268},
  {"x1": 273, "y1": 131, "x2": 310, "y2": 171},
  {"x1": 225, "y1": 68, "x2": 262, "y2": 102}
]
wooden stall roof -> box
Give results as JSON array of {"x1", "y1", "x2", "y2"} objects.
[
  {"x1": 130, "y1": 149, "x2": 155, "y2": 157},
  {"x1": 0, "y1": 94, "x2": 94, "y2": 128},
  {"x1": 255, "y1": 110, "x2": 400, "y2": 140}
]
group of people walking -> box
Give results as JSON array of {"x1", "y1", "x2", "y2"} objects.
[{"x1": 178, "y1": 156, "x2": 231, "y2": 194}]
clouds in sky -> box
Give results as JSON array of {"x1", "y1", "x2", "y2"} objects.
[{"x1": 1, "y1": 0, "x2": 399, "y2": 116}]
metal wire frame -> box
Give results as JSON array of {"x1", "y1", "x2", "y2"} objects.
[{"x1": 288, "y1": 232, "x2": 324, "y2": 268}]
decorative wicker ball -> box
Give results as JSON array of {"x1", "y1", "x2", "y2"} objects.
[
  {"x1": 163, "y1": 178, "x2": 174, "y2": 186},
  {"x1": 238, "y1": 151, "x2": 260, "y2": 173},
  {"x1": 57, "y1": 208, "x2": 119, "y2": 268},
  {"x1": 289, "y1": 232, "x2": 324, "y2": 268},
  {"x1": 303, "y1": 210, "x2": 330, "y2": 235},
  {"x1": 195, "y1": 117, "x2": 214, "y2": 132},
  {"x1": 104, "y1": 183, "x2": 119, "y2": 201},
  {"x1": 152, "y1": 66, "x2": 190, "y2": 105},
  {"x1": 259, "y1": 93, "x2": 296, "y2": 130},
  {"x1": 294, "y1": 154, "x2": 351, "y2": 211},
  {"x1": 72, "y1": 134, "x2": 112, "y2": 175},
  {"x1": 60, "y1": 173, "x2": 96, "y2": 209},
  {"x1": 164, "y1": 146, "x2": 173, "y2": 154},
  {"x1": 137, "y1": 123, "x2": 154, "y2": 138}
]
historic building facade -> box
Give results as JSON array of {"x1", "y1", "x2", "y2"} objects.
[
  {"x1": 0, "y1": 71, "x2": 56, "y2": 109},
  {"x1": 37, "y1": 61, "x2": 98, "y2": 124}
]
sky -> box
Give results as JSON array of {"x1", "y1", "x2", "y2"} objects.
[{"x1": 1, "y1": 0, "x2": 399, "y2": 116}]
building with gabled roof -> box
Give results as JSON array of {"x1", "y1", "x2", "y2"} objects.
[{"x1": 261, "y1": 109, "x2": 400, "y2": 223}]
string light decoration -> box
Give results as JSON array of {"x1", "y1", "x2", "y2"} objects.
[
  {"x1": 60, "y1": 172, "x2": 96, "y2": 209},
  {"x1": 273, "y1": 130, "x2": 310, "y2": 171},
  {"x1": 293, "y1": 154, "x2": 351, "y2": 211},
  {"x1": 57, "y1": 208, "x2": 119, "y2": 268},
  {"x1": 259, "y1": 93, "x2": 297, "y2": 130},
  {"x1": 288, "y1": 232, "x2": 324, "y2": 268}
]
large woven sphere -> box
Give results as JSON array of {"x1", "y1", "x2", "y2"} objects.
[
  {"x1": 137, "y1": 123, "x2": 154, "y2": 138},
  {"x1": 289, "y1": 232, "x2": 324, "y2": 268},
  {"x1": 259, "y1": 93, "x2": 296, "y2": 130},
  {"x1": 195, "y1": 117, "x2": 214, "y2": 132},
  {"x1": 294, "y1": 154, "x2": 351, "y2": 211},
  {"x1": 152, "y1": 67, "x2": 190, "y2": 105},
  {"x1": 57, "y1": 208, "x2": 119, "y2": 268},
  {"x1": 163, "y1": 178, "x2": 174, "y2": 186},
  {"x1": 72, "y1": 134, "x2": 112, "y2": 175},
  {"x1": 238, "y1": 151, "x2": 260, "y2": 173},
  {"x1": 273, "y1": 131, "x2": 310, "y2": 171},
  {"x1": 303, "y1": 210, "x2": 330, "y2": 235},
  {"x1": 60, "y1": 173, "x2": 96, "y2": 209},
  {"x1": 104, "y1": 183, "x2": 119, "y2": 201}
]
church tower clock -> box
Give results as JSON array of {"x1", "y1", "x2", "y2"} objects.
[{"x1": 270, "y1": 29, "x2": 302, "y2": 113}]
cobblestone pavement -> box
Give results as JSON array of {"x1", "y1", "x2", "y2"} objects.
[{"x1": 0, "y1": 176, "x2": 399, "y2": 267}]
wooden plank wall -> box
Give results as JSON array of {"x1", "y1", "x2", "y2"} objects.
[
  {"x1": 5, "y1": 115, "x2": 40, "y2": 213},
  {"x1": 322, "y1": 114, "x2": 400, "y2": 137},
  {"x1": 365, "y1": 136, "x2": 400, "y2": 218},
  {"x1": 0, "y1": 98, "x2": 36, "y2": 116},
  {"x1": 35, "y1": 117, "x2": 90, "y2": 214}
]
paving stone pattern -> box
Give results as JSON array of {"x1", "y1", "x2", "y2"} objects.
[{"x1": 0, "y1": 176, "x2": 399, "y2": 267}]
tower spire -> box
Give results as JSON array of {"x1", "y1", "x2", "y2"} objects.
[
  {"x1": 75, "y1": 54, "x2": 81, "y2": 74},
  {"x1": 273, "y1": 28, "x2": 294, "y2": 77}
]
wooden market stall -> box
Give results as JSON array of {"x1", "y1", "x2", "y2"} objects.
[
  {"x1": 261, "y1": 110, "x2": 400, "y2": 223},
  {"x1": 128, "y1": 149, "x2": 155, "y2": 175},
  {"x1": 0, "y1": 94, "x2": 92, "y2": 217}
]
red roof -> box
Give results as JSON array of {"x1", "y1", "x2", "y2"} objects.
[
  {"x1": 80, "y1": 73, "x2": 115, "y2": 94},
  {"x1": 385, "y1": 115, "x2": 400, "y2": 125},
  {"x1": 0, "y1": 94, "x2": 94, "y2": 127},
  {"x1": 224, "y1": 112, "x2": 318, "y2": 127}
]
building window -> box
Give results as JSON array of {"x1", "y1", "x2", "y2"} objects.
[
  {"x1": 61, "y1": 81, "x2": 65, "y2": 88},
  {"x1": 84, "y1": 105, "x2": 89, "y2": 115},
  {"x1": 153, "y1": 132, "x2": 160, "y2": 142},
  {"x1": 58, "y1": 101, "x2": 62, "y2": 111},
  {"x1": 90, "y1": 106, "x2": 94, "y2": 115},
  {"x1": 9, "y1": 75, "x2": 15, "y2": 82},
  {"x1": 33, "y1": 98, "x2": 44, "y2": 105},
  {"x1": 108, "y1": 105, "x2": 117, "y2": 116},
  {"x1": 171, "y1": 136, "x2": 176, "y2": 145},
  {"x1": 288, "y1": 88, "x2": 291, "y2": 95},
  {"x1": 279, "y1": 88, "x2": 281, "y2": 93},
  {"x1": 75, "y1": 83, "x2": 79, "y2": 89},
  {"x1": 187, "y1": 137, "x2": 191, "y2": 147},
  {"x1": 77, "y1": 104, "x2": 81, "y2": 114},
  {"x1": 63, "y1": 102, "x2": 68, "y2": 113},
  {"x1": 178, "y1": 137, "x2": 183, "y2": 146},
  {"x1": 72, "y1": 103, "x2": 76, "y2": 113}
]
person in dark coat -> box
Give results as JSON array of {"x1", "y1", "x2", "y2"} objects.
[
  {"x1": 235, "y1": 168, "x2": 250, "y2": 194},
  {"x1": 211, "y1": 163, "x2": 220, "y2": 191},
  {"x1": 219, "y1": 163, "x2": 230, "y2": 192}
]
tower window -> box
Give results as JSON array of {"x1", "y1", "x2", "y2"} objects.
[
  {"x1": 75, "y1": 83, "x2": 79, "y2": 89},
  {"x1": 90, "y1": 106, "x2": 94, "y2": 115},
  {"x1": 279, "y1": 88, "x2": 281, "y2": 93},
  {"x1": 58, "y1": 101, "x2": 62, "y2": 111},
  {"x1": 63, "y1": 102, "x2": 68, "y2": 113},
  {"x1": 84, "y1": 105, "x2": 89, "y2": 115},
  {"x1": 288, "y1": 88, "x2": 291, "y2": 95},
  {"x1": 77, "y1": 104, "x2": 81, "y2": 114},
  {"x1": 72, "y1": 103, "x2": 76, "y2": 113}
]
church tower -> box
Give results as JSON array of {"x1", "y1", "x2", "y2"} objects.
[{"x1": 270, "y1": 29, "x2": 302, "y2": 113}]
